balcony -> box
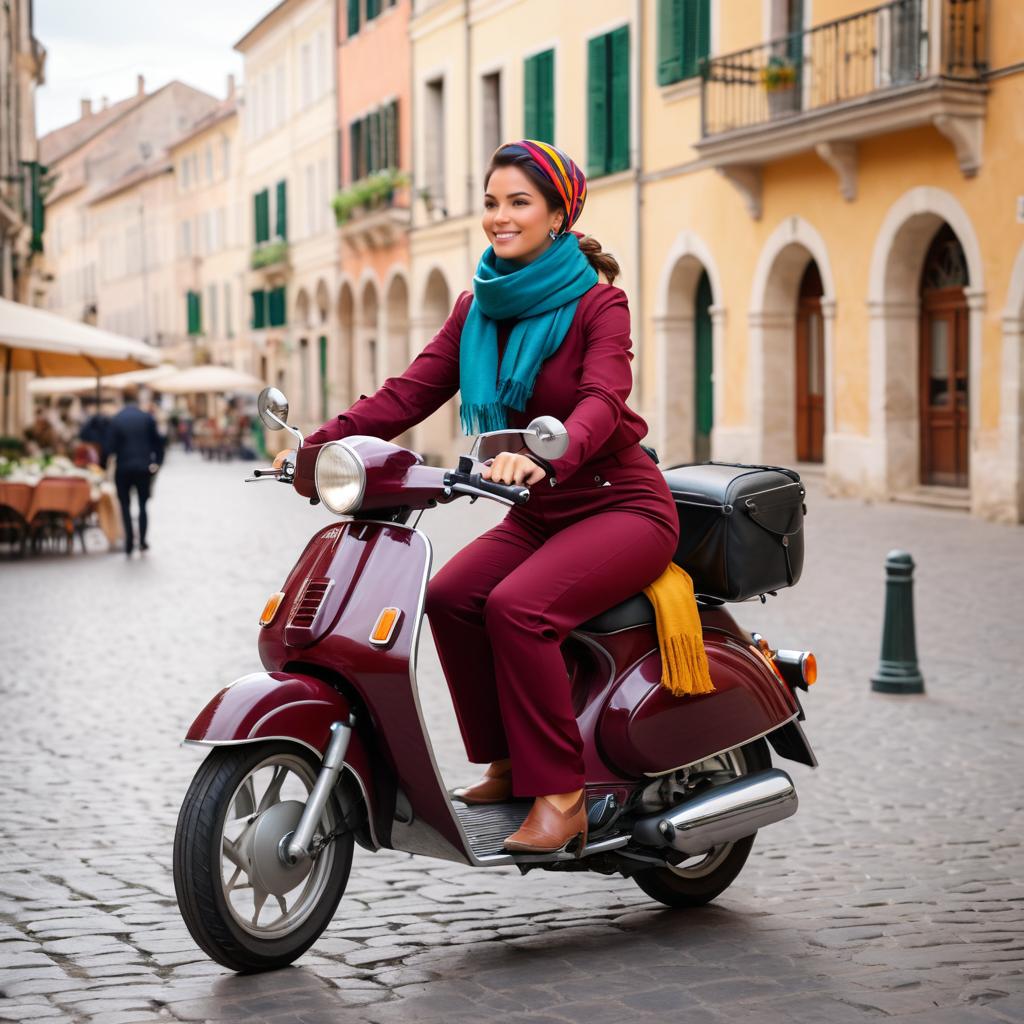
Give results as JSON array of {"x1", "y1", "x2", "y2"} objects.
[
  {"x1": 250, "y1": 239, "x2": 290, "y2": 280},
  {"x1": 335, "y1": 198, "x2": 411, "y2": 253},
  {"x1": 696, "y1": 0, "x2": 988, "y2": 217}
]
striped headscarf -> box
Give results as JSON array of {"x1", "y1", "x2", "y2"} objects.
[{"x1": 494, "y1": 140, "x2": 587, "y2": 234}]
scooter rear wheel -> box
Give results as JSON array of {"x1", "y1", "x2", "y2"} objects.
[
  {"x1": 632, "y1": 739, "x2": 771, "y2": 909},
  {"x1": 173, "y1": 741, "x2": 354, "y2": 972}
]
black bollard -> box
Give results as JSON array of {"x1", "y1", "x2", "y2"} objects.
[{"x1": 870, "y1": 550, "x2": 925, "y2": 695}]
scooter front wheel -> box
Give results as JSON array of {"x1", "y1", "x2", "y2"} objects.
[{"x1": 173, "y1": 741, "x2": 354, "y2": 972}]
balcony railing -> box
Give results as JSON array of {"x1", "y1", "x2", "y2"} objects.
[{"x1": 700, "y1": 0, "x2": 987, "y2": 138}]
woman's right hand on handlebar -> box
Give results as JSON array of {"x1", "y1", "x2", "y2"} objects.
[{"x1": 273, "y1": 449, "x2": 294, "y2": 471}]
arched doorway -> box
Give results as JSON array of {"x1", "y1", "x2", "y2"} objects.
[
  {"x1": 385, "y1": 272, "x2": 412, "y2": 446},
  {"x1": 919, "y1": 224, "x2": 969, "y2": 487},
  {"x1": 694, "y1": 270, "x2": 714, "y2": 462},
  {"x1": 359, "y1": 281, "x2": 380, "y2": 399},
  {"x1": 795, "y1": 261, "x2": 824, "y2": 463},
  {"x1": 417, "y1": 268, "x2": 453, "y2": 461},
  {"x1": 336, "y1": 282, "x2": 355, "y2": 407}
]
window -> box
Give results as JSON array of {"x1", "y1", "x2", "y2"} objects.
[
  {"x1": 260, "y1": 71, "x2": 272, "y2": 136},
  {"x1": 306, "y1": 163, "x2": 316, "y2": 235},
  {"x1": 224, "y1": 281, "x2": 234, "y2": 337},
  {"x1": 657, "y1": 0, "x2": 710, "y2": 85},
  {"x1": 181, "y1": 158, "x2": 191, "y2": 190},
  {"x1": 208, "y1": 283, "x2": 218, "y2": 336},
  {"x1": 205, "y1": 143, "x2": 214, "y2": 181},
  {"x1": 347, "y1": 0, "x2": 360, "y2": 38},
  {"x1": 366, "y1": 0, "x2": 381, "y2": 20},
  {"x1": 523, "y1": 49, "x2": 554, "y2": 142},
  {"x1": 222, "y1": 136, "x2": 231, "y2": 178},
  {"x1": 251, "y1": 289, "x2": 267, "y2": 329},
  {"x1": 181, "y1": 220, "x2": 192, "y2": 257},
  {"x1": 275, "y1": 64, "x2": 286, "y2": 127},
  {"x1": 349, "y1": 100, "x2": 399, "y2": 181},
  {"x1": 186, "y1": 290, "x2": 202, "y2": 335},
  {"x1": 481, "y1": 71, "x2": 502, "y2": 161},
  {"x1": 424, "y1": 78, "x2": 446, "y2": 210},
  {"x1": 253, "y1": 189, "x2": 270, "y2": 244},
  {"x1": 268, "y1": 286, "x2": 287, "y2": 327},
  {"x1": 316, "y1": 30, "x2": 328, "y2": 96},
  {"x1": 216, "y1": 206, "x2": 227, "y2": 250},
  {"x1": 587, "y1": 26, "x2": 630, "y2": 177},
  {"x1": 301, "y1": 43, "x2": 313, "y2": 107}
]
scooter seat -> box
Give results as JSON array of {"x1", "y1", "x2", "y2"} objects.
[{"x1": 576, "y1": 593, "x2": 655, "y2": 633}]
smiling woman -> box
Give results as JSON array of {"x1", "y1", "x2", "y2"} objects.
[{"x1": 293, "y1": 138, "x2": 678, "y2": 857}]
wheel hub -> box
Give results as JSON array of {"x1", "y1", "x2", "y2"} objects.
[{"x1": 248, "y1": 800, "x2": 312, "y2": 896}]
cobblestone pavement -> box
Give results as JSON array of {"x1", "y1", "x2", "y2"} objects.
[{"x1": 1, "y1": 451, "x2": 1022, "y2": 1024}]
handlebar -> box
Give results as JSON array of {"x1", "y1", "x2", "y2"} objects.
[{"x1": 443, "y1": 468, "x2": 530, "y2": 506}]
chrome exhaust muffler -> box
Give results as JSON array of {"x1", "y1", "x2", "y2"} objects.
[{"x1": 632, "y1": 769, "x2": 798, "y2": 855}]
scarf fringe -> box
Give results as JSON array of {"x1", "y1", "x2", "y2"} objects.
[
  {"x1": 459, "y1": 401, "x2": 508, "y2": 436},
  {"x1": 496, "y1": 378, "x2": 531, "y2": 412},
  {"x1": 659, "y1": 634, "x2": 716, "y2": 697}
]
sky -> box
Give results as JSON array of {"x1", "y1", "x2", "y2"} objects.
[{"x1": 34, "y1": 0, "x2": 282, "y2": 137}]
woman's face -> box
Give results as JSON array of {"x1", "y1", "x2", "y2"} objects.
[{"x1": 482, "y1": 165, "x2": 564, "y2": 265}]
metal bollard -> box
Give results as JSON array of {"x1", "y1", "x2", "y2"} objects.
[{"x1": 870, "y1": 550, "x2": 925, "y2": 695}]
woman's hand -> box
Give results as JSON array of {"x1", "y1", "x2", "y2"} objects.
[
  {"x1": 272, "y1": 448, "x2": 294, "y2": 471},
  {"x1": 481, "y1": 451, "x2": 548, "y2": 487}
]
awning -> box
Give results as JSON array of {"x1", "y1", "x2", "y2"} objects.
[
  {"x1": 27, "y1": 364, "x2": 178, "y2": 396},
  {"x1": 151, "y1": 364, "x2": 266, "y2": 395},
  {"x1": 0, "y1": 297, "x2": 160, "y2": 376}
]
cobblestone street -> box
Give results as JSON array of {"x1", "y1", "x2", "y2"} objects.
[{"x1": 1, "y1": 450, "x2": 1023, "y2": 1024}]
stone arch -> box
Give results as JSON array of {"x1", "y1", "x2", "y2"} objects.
[
  {"x1": 383, "y1": 271, "x2": 411, "y2": 380},
  {"x1": 336, "y1": 280, "x2": 356, "y2": 407},
  {"x1": 315, "y1": 279, "x2": 330, "y2": 324},
  {"x1": 294, "y1": 287, "x2": 312, "y2": 330},
  {"x1": 358, "y1": 277, "x2": 381, "y2": 398},
  {"x1": 866, "y1": 187, "x2": 985, "y2": 500},
  {"x1": 413, "y1": 267, "x2": 456, "y2": 459},
  {"x1": 748, "y1": 216, "x2": 836, "y2": 465},
  {"x1": 654, "y1": 231, "x2": 724, "y2": 465}
]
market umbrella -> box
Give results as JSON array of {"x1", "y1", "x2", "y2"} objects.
[
  {"x1": 1, "y1": 297, "x2": 159, "y2": 431},
  {"x1": 151, "y1": 365, "x2": 265, "y2": 395},
  {"x1": 27, "y1": 364, "x2": 179, "y2": 397}
]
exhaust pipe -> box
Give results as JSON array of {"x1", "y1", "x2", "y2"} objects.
[{"x1": 632, "y1": 769, "x2": 798, "y2": 855}]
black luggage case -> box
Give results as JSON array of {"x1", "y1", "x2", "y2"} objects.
[{"x1": 662, "y1": 462, "x2": 806, "y2": 602}]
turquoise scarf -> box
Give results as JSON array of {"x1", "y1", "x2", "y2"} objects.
[{"x1": 459, "y1": 232, "x2": 598, "y2": 435}]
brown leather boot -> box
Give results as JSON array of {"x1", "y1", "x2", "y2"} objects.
[
  {"x1": 451, "y1": 762, "x2": 512, "y2": 805},
  {"x1": 503, "y1": 792, "x2": 588, "y2": 855}
]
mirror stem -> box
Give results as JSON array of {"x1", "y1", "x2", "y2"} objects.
[{"x1": 266, "y1": 409, "x2": 304, "y2": 448}]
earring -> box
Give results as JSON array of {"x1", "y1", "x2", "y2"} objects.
[{"x1": 548, "y1": 228, "x2": 559, "y2": 240}]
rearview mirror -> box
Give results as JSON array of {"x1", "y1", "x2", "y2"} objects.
[
  {"x1": 258, "y1": 387, "x2": 289, "y2": 431},
  {"x1": 524, "y1": 416, "x2": 569, "y2": 461}
]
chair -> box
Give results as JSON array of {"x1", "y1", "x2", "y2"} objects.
[
  {"x1": 0, "y1": 482, "x2": 32, "y2": 557},
  {"x1": 27, "y1": 477, "x2": 94, "y2": 555}
]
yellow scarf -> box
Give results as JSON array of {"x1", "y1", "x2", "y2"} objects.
[{"x1": 642, "y1": 563, "x2": 716, "y2": 696}]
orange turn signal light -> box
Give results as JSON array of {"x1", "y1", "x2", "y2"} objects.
[
  {"x1": 370, "y1": 607, "x2": 401, "y2": 646},
  {"x1": 260, "y1": 592, "x2": 286, "y2": 627},
  {"x1": 802, "y1": 652, "x2": 818, "y2": 686}
]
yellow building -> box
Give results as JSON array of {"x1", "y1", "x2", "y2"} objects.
[
  {"x1": 167, "y1": 89, "x2": 249, "y2": 370},
  {"x1": 235, "y1": 0, "x2": 340, "y2": 433},
  {"x1": 409, "y1": 0, "x2": 1022, "y2": 521}
]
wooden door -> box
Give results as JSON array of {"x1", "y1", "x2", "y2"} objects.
[
  {"x1": 694, "y1": 271, "x2": 713, "y2": 462},
  {"x1": 795, "y1": 261, "x2": 824, "y2": 463},
  {"x1": 919, "y1": 225, "x2": 969, "y2": 488}
]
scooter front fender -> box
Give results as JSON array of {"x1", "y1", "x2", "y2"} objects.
[{"x1": 184, "y1": 670, "x2": 379, "y2": 847}]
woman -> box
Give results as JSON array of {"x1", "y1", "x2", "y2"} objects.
[{"x1": 283, "y1": 140, "x2": 680, "y2": 855}]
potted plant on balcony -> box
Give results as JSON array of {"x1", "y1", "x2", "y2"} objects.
[
  {"x1": 761, "y1": 55, "x2": 800, "y2": 119},
  {"x1": 332, "y1": 168, "x2": 409, "y2": 226}
]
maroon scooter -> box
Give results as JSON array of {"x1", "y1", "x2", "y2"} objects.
[{"x1": 173, "y1": 387, "x2": 819, "y2": 973}]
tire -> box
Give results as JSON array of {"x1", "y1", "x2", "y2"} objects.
[
  {"x1": 173, "y1": 742, "x2": 354, "y2": 973},
  {"x1": 632, "y1": 739, "x2": 771, "y2": 909}
]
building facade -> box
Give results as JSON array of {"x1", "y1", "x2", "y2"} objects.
[
  {"x1": 334, "y1": 0, "x2": 413, "y2": 439},
  {"x1": 167, "y1": 89, "x2": 249, "y2": 370},
  {"x1": 0, "y1": 0, "x2": 45, "y2": 305},
  {"x1": 235, "y1": 0, "x2": 339, "y2": 433}
]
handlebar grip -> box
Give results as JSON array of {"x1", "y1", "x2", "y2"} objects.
[{"x1": 468, "y1": 473, "x2": 530, "y2": 505}]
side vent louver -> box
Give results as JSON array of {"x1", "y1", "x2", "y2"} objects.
[{"x1": 290, "y1": 578, "x2": 331, "y2": 628}]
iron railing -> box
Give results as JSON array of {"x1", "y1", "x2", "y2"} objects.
[{"x1": 700, "y1": 0, "x2": 987, "y2": 138}]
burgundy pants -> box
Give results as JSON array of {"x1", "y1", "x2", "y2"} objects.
[{"x1": 425, "y1": 446, "x2": 679, "y2": 797}]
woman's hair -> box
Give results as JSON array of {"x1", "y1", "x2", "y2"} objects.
[{"x1": 484, "y1": 149, "x2": 620, "y2": 285}]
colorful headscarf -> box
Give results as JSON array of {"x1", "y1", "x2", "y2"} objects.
[{"x1": 494, "y1": 140, "x2": 587, "y2": 234}]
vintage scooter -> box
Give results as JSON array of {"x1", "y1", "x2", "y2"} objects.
[{"x1": 173, "y1": 387, "x2": 819, "y2": 973}]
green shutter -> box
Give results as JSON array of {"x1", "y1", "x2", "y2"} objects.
[
  {"x1": 681, "y1": 0, "x2": 711, "y2": 79},
  {"x1": 367, "y1": 0, "x2": 380, "y2": 19},
  {"x1": 388, "y1": 100, "x2": 399, "y2": 168},
  {"x1": 524, "y1": 50, "x2": 554, "y2": 142},
  {"x1": 268, "y1": 286, "x2": 287, "y2": 327},
  {"x1": 275, "y1": 179, "x2": 287, "y2": 240},
  {"x1": 658, "y1": 0, "x2": 685, "y2": 85},
  {"x1": 254, "y1": 189, "x2": 270, "y2": 244},
  {"x1": 319, "y1": 336, "x2": 329, "y2": 420},
  {"x1": 251, "y1": 290, "x2": 267, "y2": 330},
  {"x1": 347, "y1": 0, "x2": 359, "y2": 36},
  {"x1": 350, "y1": 121, "x2": 361, "y2": 181},
  {"x1": 187, "y1": 291, "x2": 202, "y2": 335},
  {"x1": 609, "y1": 26, "x2": 630, "y2": 173},
  {"x1": 363, "y1": 114, "x2": 372, "y2": 177},
  {"x1": 587, "y1": 34, "x2": 608, "y2": 175},
  {"x1": 694, "y1": 270, "x2": 714, "y2": 452}
]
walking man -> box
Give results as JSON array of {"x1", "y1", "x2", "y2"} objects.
[{"x1": 105, "y1": 386, "x2": 164, "y2": 556}]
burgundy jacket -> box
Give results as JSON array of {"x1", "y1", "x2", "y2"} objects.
[{"x1": 304, "y1": 283, "x2": 650, "y2": 485}]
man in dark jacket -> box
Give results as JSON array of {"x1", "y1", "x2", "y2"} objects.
[{"x1": 104, "y1": 386, "x2": 164, "y2": 555}]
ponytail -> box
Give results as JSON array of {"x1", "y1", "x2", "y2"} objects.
[{"x1": 578, "y1": 234, "x2": 620, "y2": 286}]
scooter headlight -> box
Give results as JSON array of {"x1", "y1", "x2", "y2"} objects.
[{"x1": 314, "y1": 441, "x2": 366, "y2": 515}]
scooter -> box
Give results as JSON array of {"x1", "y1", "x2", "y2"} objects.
[{"x1": 172, "y1": 386, "x2": 819, "y2": 973}]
